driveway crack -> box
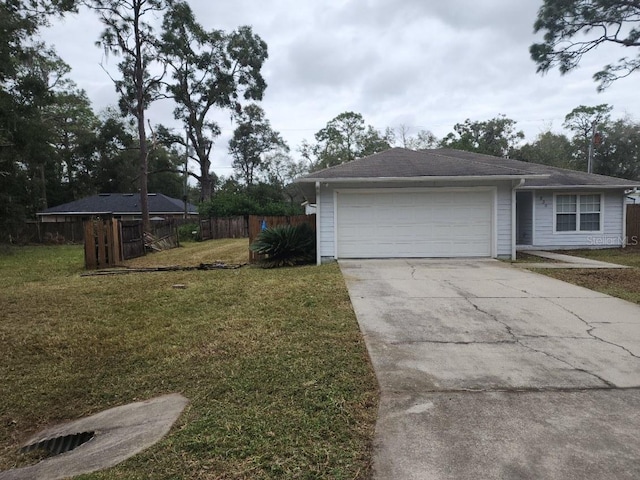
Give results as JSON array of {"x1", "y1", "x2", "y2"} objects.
[
  {"x1": 390, "y1": 340, "x2": 517, "y2": 346},
  {"x1": 548, "y1": 299, "x2": 640, "y2": 360},
  {"x1": 409, "y1": 263, "x2": 417, "y2": 280},
  {"x1": 465, "y1": 297, "x2": 516, "y2": 340},
  {"x1": 467, "y1": 297, "x2": 615, "y2": 388},
  {"x1": 494, "y1": 279, "x2": 531, "y2": 296}
]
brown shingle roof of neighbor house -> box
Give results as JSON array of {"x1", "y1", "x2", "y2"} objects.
[{"x1": 296, "y1": 147, "x2": 640, "y2": 189}]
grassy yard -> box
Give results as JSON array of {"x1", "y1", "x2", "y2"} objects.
[
  {"x1": 556, "y1": 246, "x2": 640, "y2": 268},
  {"x1": 532, "y1": 246, "x2": 640, "y2": 304},
  {"x1": 0, "y1": 240, "x2": 378, "y2": 479}
]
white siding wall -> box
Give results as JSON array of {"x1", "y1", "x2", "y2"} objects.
[
  {"x1": 496, "y1": 182, "x2": 513, "y2": 258},
  {"x1": 318, "y1": 181, "x2": 514, "y2": 259},
  {"x1": 319, "y1": 184, "x2": 335, "y2": 259},
  {"x1": 531, "y1": 190, "x2": 624, "y2": 248}
]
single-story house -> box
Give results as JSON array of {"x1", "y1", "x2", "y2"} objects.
[
  {"x1": 295, "y1": 148, "x2": 640, "y2": 264},
  {"x1": 37, "y1": 193, "x2": 198, "y2": 223}
]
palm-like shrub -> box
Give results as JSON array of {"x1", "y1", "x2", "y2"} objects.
[{"x1": 250, "y1": 223, "x2": 316, "y2": 268}]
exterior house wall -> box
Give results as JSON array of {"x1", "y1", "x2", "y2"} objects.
[
  {"x1": 318, "y1": 184, "x2": 335, "y2": 260},
  {"x1": 496, "y1": 182, "x2": 513, "y2": 258},
  {"x1": 318, "y1": 180, "x2": 514, "y2": 260},
  {"x1": 516, "y1": 192, "x2": 534, "y2": 245},
  {"x1": 526, "y1": 189, "x2": 625, "y2": 249}
]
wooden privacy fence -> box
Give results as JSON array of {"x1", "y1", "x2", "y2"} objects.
[
  {"x1": 200, "y1": 217, "x2": 248, "y2": 240},
  {"x1": 84, "y1": 218, "x2": 179, "y2": 269},
  {"x1": 84, "y1": 218, "x2": 123, "y2": 269},
  {"x1": 628, "y1": 204, "x2": 640, "y2": 243},
  {"x1": 120, "y1": 221, "x2": 145, "y2": 260},
  {"x1": 248, "y1": 214, "x2": 316, "y2": 263}
]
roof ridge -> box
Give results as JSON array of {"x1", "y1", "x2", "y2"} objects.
[
  {"x1": 423, "y1": 149, "x2": 536, "y2": 175},
  {"x1": 305, "y1": 147, "x2": 409, "y2": 176},
  {"x1": 435, "y1": 148, "x2": 640, "y2": 183}
]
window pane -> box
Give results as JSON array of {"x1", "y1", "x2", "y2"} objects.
[
  {"x1": 580, "y1": 195, "x2": 601, "y2": 213},
  {"x1": 557, "y1": 213, "x2": 577, "y2": 231},
  {"x1": 557, "y1": 195, "x2": 577, "y2": 213},
  {"x1": 580, "y1": 213, "x2": 600, "y2": 231}
]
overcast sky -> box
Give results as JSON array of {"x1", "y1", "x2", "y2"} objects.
[{"x1": 43, "y1": 0, "x2": 640, "y2": 177}]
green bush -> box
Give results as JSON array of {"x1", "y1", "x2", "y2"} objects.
[
  {"x1": 198, "y1": 185, "x2": 304, "y2": 218},
  {"x1": 178, "y1": 223, "x2": 200, "y2": 242},
  {"x1": 250, "y1": 223, "x2": 316, "y2": 268}
]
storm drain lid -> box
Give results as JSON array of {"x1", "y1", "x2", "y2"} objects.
[
  {"x1": 0, "y1": 393, "x2": 188, "y2": 480},
  {"x1": 20, "y1": 431, "x2": 95, "y2": 456}
]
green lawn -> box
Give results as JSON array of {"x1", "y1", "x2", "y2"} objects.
[
  {"x1": 0, "y1": 241, "x2": 378, "y2": 479},
  {"x1": 558, "y1": 246, "x2": 640, "y2": 268},
  {"x1": 531, "y1": 246, "x2": 640, "y2": 304}
]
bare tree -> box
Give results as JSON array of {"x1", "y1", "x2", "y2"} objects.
[{"x1": 393, "y1": 124, "x2": 438, "y2": 150}]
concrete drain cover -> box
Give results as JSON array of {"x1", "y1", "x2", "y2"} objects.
[
  {"x1": 0, "y1": 393, "x2": 188, "y2": 480},
  {"x1": 20, "y1": 431, "x2": 95, "y2": 456}
]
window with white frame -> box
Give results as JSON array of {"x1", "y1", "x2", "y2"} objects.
[{"x1": 555, "y1": 194, "x2": 601, "y2": 232}]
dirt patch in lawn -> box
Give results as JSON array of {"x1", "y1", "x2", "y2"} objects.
[
  {"x1": 126, "y1": 238, "x2": 250, "y2": 268},
  {"x1": 539, "y1": 268, "x2": 640, "y2": 304}
]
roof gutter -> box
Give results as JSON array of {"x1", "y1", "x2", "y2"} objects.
[
  {"x1": 518, "y1": 184, "x2": 640, "y2": 190},
  {"x1": 37, "y1": 211, "x2": 113, "y2": 216},
  {"x1": 295, "y1": 174, "x2": 549, "y2": 184},
  {"x1": 37, "y1": 211, "x2": 196, "y2": 216}
]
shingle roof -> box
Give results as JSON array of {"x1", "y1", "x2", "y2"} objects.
[
  {"x1": 433, "y1": 149, "x2": 640, "y2": 188},
  {"x1": 38, "y1": 193, "x2": 198, "y2": 215},
  {"x1": 296, "y1": 147, "x2": 640, "y2": 188},
  {"x1": 298, "y1": 147, "x2": 537, "y2": 179}
]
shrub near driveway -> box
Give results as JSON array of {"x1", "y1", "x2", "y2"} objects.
[{"x1": 0, "y1": 243, "x2": 378, "y2": 479}]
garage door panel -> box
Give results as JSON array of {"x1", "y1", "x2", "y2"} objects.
[{"x1": 336, "y1": 190, "x2": 493, "y2": 258}]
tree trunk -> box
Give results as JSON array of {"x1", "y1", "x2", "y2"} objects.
[
  {"x1": 39, "y1": 164, "x2": 48, "y2": 209},
  {"x1": 200, "y1": 171, "x2": 213, "y2": 202},
  {"x1": 199, "y1": 152, "x2": 213, "y2": 202},
  {"x1": 138, "y1": 114, "x2": 149, "y2": 231},
  {"x1": 134, "y1": 1, "x2": 150, "y2": 232}
]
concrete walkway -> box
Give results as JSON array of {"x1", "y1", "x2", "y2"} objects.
[
  {"x1": 516, "y1": 250, "x2": 630, "y2": 269},
  {"x1": 340, "y1": 259, "x2": 640, "y2": 480}
]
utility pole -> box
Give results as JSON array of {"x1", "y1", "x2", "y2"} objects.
[{"x1": 587, "y1": 120, "x2": 597, "y2": 174}]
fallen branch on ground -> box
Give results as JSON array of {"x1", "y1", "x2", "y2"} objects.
[{"x1": 81, "y1": 263, "x2": 246, "y2": 276}]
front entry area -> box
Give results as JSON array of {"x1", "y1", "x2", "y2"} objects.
[{"x1": 335, "y1": 189, "x2": 494, "y2": 258}]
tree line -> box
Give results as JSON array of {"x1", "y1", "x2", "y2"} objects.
[
  {"x1": 1, "y1": 0, "x2": 280, "y2": 236},
  {"x1": 2, "y1": 0, "x2": 639, "y2": 239},
  {"x1": 299, "y1": 108, "x2": 640, "y2": 179}
]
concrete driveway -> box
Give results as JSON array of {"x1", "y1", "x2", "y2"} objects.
[{"x1": 340, "y1": 259, "x2": 640, "y2": 480}]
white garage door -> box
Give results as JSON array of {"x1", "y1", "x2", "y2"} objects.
[{"x1": 336, "y1": 190, "x2": 493, "y2": 258}]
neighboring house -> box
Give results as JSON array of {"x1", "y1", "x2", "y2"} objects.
[
  {"x1": 294, "y1": 148, "x2": 640, "y2": 264},
  {"x1": 627, "y1": 193, "x2": 640, "y2": 204},
  {"x1": 37, "y1": 193, "x2": 198, "y2": 223},
  {"x1": 302, "y1": 201, "x2": 317, "y2": 215}
]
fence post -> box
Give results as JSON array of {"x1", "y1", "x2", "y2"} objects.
[
  {"x1": 627, "y1": 204, "x2": 640, "y2": 244},
  {"x1": 112, "y1": 218, "x2": 123, "y2": 264},
  {"x1": 83, "y1": 220, "x2": 97, "y2": 269}
]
